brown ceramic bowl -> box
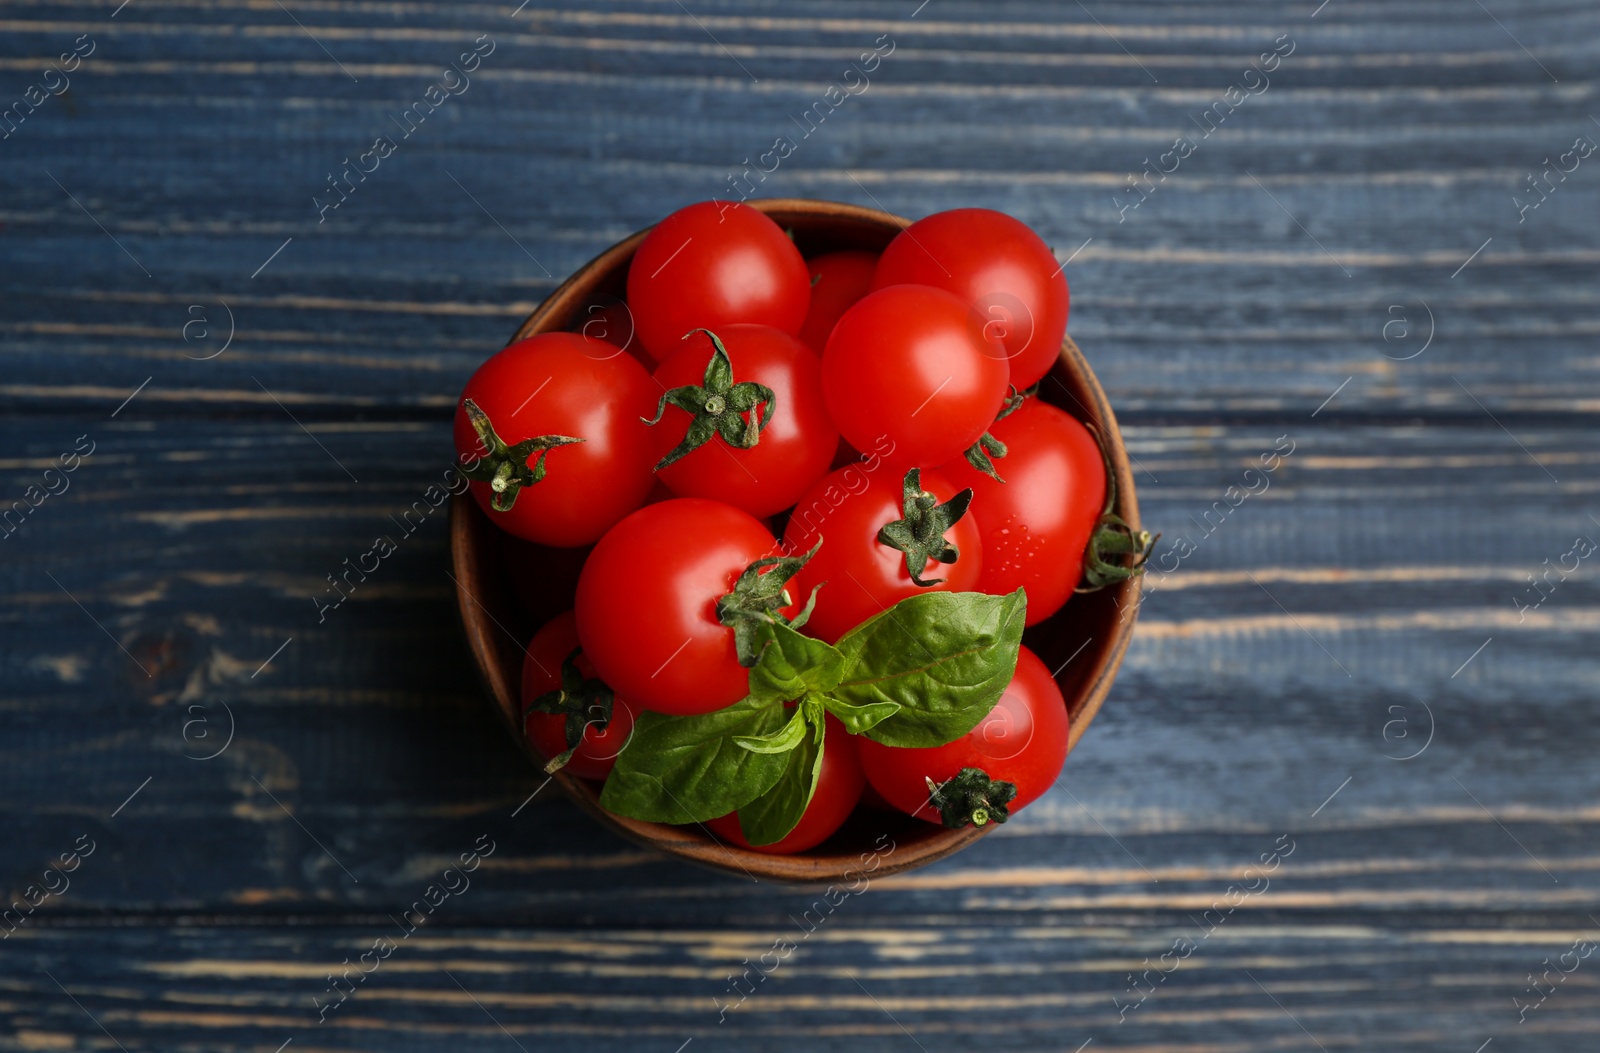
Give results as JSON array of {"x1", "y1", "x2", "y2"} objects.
[{"x1": 450, "y1": 198, "x2": 1142, "y2": 883}]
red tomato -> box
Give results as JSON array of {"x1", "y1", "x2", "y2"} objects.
[
  {"x1": 649, "y1": 326, "x2": 838, "y2": 517},
  {"x1": 704, "y1": 713, "x2": 865, "y2": 854},
  {"x1": 454, "y1": 333, "x2": 657, "y2": 547},
  {"x1": 940, "y1": 398, "x2": 1106, "y2": 625},
  {"x1": 822, "y1": 285, "x2": 1009, "y2": 469},
  {"x1": 797, "y1": 250, "x2": 878, "y2": 355},
  {"x1": 521, "y1": 611, "x2": 637, "y2": 781},
  {"x1": 626, "y1": 201, "x2": 810, "y2": 363},
  {"x1": 858, "y1": 645, "x2": 1069, "y2": 824},
  {"x1": 575, "y1": 498, "x2": 790, "y2": 715},
  {"x1": 783, "y1": 465, "x2": 982, "y2": 643},
  {"x1": 872, "y1": 208, "x2": 1069, "y2": 389}
]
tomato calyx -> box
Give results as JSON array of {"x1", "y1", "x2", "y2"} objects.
[
  {"x1": 877, "y1": 469, "x2": 975, "y2": 588},
  {"x1": 716, "y1": 539, "x2": 825, "y2": 668},
  {"x1": 925, "y1": 766, "x2": 1017, "y2": 828},
  {"x1": 643, "y1": 329, "x2": 776, "y2": 471},
  {"x1": 962, "y1": 384, "x2": 1036, "y2": 483},
  {"x1": 1076, "y1": 423, "x2": 1159, "y2": 592},
  {"x1": 458, "y1": 398, "x2": 585, "y2": 512},
  {"x1": 525, "y1": 648, "x2": 615, "y2": 774},
  {"x1": 964, "y1": 432, "x2": 1009, "y2": 483}
]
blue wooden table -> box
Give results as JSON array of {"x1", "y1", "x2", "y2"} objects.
[{"x1": 4, "y1": 1, "x2": 1597, "y2": 1049}]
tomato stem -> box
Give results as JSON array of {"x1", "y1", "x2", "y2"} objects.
[
  {"x1": 525, "y1": 648, "x2": 615, "y2": 772},
  {"x1": 642, "y1": 329, "x2": 776, "y2": 471},
  {"x1": 716, "y1": 539, "x2": 824, "y2": 667},
  {"x1": 960, "y1": 384, "x2": 1037, "y2": 483},
  {"x1": 458, "y1": 398, "x2": 584, "y2": 512},
  {"x1": 963, "y1": 431, "x2": 1009, "y2": 482},
  {"x1": 925, "y1": 767, "x2": 1017, "y2": 828},
  {"x1": 877, "y1": 469, "x2": 974, "y2": 587},
  {"x1": 1076, "y1": 422, "x2": 1158, "y2": 591}
]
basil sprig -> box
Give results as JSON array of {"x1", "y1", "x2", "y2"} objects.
[
  {"x1": 737, "y1": 696, "x2": 827, "y2": 846},
  {"x1": 599, "y1": 588, "x2": 1026, "y2": 845},
  {"x1": 831, "y1": 589, "x2": 1026, "y2": 748},
  {"x1": 597, "y1": 695, "x2": 793, "y2": 826}
]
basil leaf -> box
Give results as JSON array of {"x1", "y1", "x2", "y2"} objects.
[
  {"x1": 735, "y1": 704, "x2": 807, "y2": 754},
  {"x1": 819, "y1": 695, "x2": 901, "y2": 736},
  {"x1": 747, "y1": 621, "x2": 845, "y2": 703},
  {"x1": 599, "y1": 696, "x2": 790, "y2": 824},
  {"x1": 833, "y1": 589, "x2": 1026, "y2": 748},
  {"x1": 738, "y1": 702, "x2": 827, "y2": 846}
]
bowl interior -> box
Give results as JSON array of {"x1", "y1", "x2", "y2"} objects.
[{"x1": 450, "y1": 198, "x2": 1142, "y2": 883}]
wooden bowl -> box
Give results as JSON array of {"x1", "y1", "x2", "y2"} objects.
[{"x1": 450, "y1": 198, "x2": 1143, "y2": 883}]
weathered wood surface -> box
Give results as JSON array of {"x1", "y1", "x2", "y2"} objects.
[
  {"x1": 7, "y1": 921, "x2": 1600, "y2": 1051},
  {"x1": 2, "y1": 0, "x2": 1597, "y2": 1049}
]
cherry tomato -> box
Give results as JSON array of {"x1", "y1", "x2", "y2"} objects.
[
  {"x1": 940, "y1": 398, "x2": 1106, "y2": 625},
  {"x1": 822, "y1": 284, "x2": 1009, "y2": 469},
  {"x1": 858, "y1": 645, "x2": 1069, "y2": 824},
  {"x1": 575, "y1": 498, "x2": 791, "y2": 715},
  {"x1": 648, "y1": 326, "x2": 838, "y2": 517},
  {"x1": 783, "y1": 465, "x2": 982, "y2": 643},
  {"x1": 797, "y1": 250, "x2": 879, "y2": 355},
  {"x1": 872, "y1": 208, "x2": 1069, "y2": 389},
  {"x1": 521, "y1": 611, "x2": 637, "y2": 781},
  {"x1": 626, "y1": 201, "x2": 810, "y2": 363},
  {"x1": 454, "y1": 333, "x2": 657, "y2": 547},
  {"x1": 704, "y1": 713, "x2": 865, "y2": 854}
]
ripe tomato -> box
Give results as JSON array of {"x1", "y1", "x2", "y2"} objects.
[
  {"x1": 521, "y1": 611, "x2": 636, "y2": 781},
  {"x1": 940, "y1": 398, "x2": 1106, "y2": 625},
  {"x1": 648, "y1": 326, "x2": 838, "y2": 517},
  {"x1": 858, "y1": 645, "x2": 1069, "y2": 825},
  {"x1": 704, "y1": 713, "x2": 864, "y2": 854},
  {"x1": 454, "y1": 333, "x2": 657, "y2": 547},
  {"x1": 872, "y1": 208, "x2": 1069, "y2": 389},
  {"x1": 575, "y1": 498, "x2": 792, "y2": 715},
  {"x1": 822, "y1": 284, "x2": 1009, "y2": 469},
  {"x1": 783, "y1": 465, "x2": 982, "y2": 643},
  {"x1": 797, "y1": 250, "x2": 878, "y2": 355},
  {"x1": 626, "y1": 201, "x2": 810, "y2": 363}
]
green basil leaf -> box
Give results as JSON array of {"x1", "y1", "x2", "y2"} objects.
[
  {"x1": 735, "y1": 704, "x2": 807, "y2": 754},
  {"x1": 599, "y1": 696, "x2": 790, "y2": 824},
  {"x1": 819, "y1": 695, "x2": 901, "y2": 736},
  {"x1": 833, "y1": 588, "x2": 1026, "y2": 748},
  {"x1": 738, "y1": 702, "x2": 827, "y2": 846},
  {"x1": 747, "y1": 621, "x2": 846, "y2": 703}
]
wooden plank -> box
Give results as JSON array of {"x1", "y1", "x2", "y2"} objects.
[
  {"x1": 2, "y1": 1, "x2": 1597, "y2": 1047},
  {"x1": 2, "y1": 417, "x2": 1595, "y2": 920},
  {"x1": 0, "y1": 2, "x2": 1596, "y2": 416},
  {"x1": 5, "y1": 920, "x2": 1598, "y2": 1050}
]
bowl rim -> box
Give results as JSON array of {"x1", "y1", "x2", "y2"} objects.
[{"x1": 449, "y1": 197, "x2": 1142, "y2": 884}]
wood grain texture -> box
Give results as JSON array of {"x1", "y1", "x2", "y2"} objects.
[
  {"x1": 8, "y1": 921, "x2": 1600, "y2": 1052},
  {"x1": 1, "y1": 0, "x2": 1595, "y2": 1048},
  {"x1": 2, "y1": 421, "x2": 1594, "y2": 917}
]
